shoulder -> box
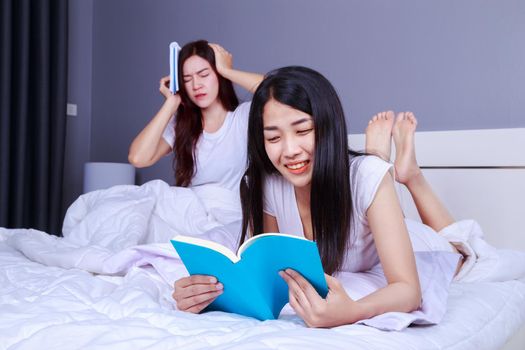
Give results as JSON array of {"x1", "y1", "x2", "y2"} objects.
[
  {"x1": 350, "y1": 155, "x2": 392, "y2": 183},
  {"x1": 263, "y1": 173, "x2": 293, "y2": 215},
  {"x1": 264, "y1": 173, "x2": 290, "y2": 194},
  {"x1": 228, "y1": 101, "x2": 251, "y2": 131},
  {"x1": 231, "y1": 101, "x2": 252, "y2": 118},
  {"x1": 263, "y1": 173, "x2": 292, "y2": 203},
  {"x1": 350, "y1": 155, "x2": 393, "y2": 217}
]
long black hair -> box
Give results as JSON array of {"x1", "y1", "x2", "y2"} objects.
[
  {"x1": 240, "y1": 66, "x2": 361, "y2": 275},
  {"x1": 173, "y1": 40, "x2": 239, "y2": 187}
]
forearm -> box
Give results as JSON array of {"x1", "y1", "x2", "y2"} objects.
[
  {"x1": 347, "y1": 281, "x2": 422, "y2": 323},
  {"x1": 219, "y1": 68, "x2": 263, "y2": 93},
  {"x1": 128, "y1": 98, "x2": 178, "y2": 167}
]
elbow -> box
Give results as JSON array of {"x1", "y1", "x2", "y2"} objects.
[
  {"x1": 128, "y1": 152, "x2": 148, "y2": 168},
  {"x1": 407, "y1": 283, "x2": 422, "y2": 312}
]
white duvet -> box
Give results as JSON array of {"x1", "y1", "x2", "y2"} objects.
[{"x1": 1, "y1": 180, "x2": 525, "y2": 349}]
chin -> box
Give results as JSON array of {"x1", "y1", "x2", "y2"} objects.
[
  {"x1": 197, "y1": 102, "x2": 212, "y2": 110},
  {"x1": 281, "y1": 173, "x2": 312, "y2": 189}
]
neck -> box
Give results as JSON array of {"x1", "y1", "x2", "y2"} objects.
[
  {"x1": 201, "y1": 99, "x2": 227, "y2": 125},
  {"x1": 294, "y1": 183, "x2": 311, "y2": 208}
]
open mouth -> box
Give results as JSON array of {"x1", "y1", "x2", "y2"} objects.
[{"x1": 285, "y1": 160, "x2": 310, "y2": 173}]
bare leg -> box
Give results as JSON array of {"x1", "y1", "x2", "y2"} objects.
[
  {"x1": 392, "y1": 112, "x2": 454, "y2": 232},
  {"x1": 365, "y1": 110, "x2": 395, "y2": 162},
  {"x1": 367, "y1": 111, "x2": 463, "y2": 273}
]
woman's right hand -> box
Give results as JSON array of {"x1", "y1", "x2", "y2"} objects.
[
  {"x1": 159, "y1": 76, "x2": 181, "y2": 106},
  {"x1": 172, "y1": 275, "x2": 224, "y2": 313}
]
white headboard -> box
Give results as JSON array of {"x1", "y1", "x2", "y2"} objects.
[{"x1": 348, "y1": 128, "x2": 525, "y2": 251}]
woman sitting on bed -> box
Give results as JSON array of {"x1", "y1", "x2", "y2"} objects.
[
  {"x1": 172, "y1": 66, "x2": 466, "y2": 323},
  {"x1": 128, "y1": 40, "x2": 263, "y2": 190}
]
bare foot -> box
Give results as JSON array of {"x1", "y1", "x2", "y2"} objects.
[
  {"x1": 365, "y1": 111, "x2": 395, "y2": 161},
  {"x1": 392, "y1": 112, "x2": 422, "y2": 185}
]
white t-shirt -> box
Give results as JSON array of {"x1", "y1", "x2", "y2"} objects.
[
  {"x1": 263, "y1": 155, "x2": 392, "y2": 272},
  {"x1": 162, "y1": 102, "x2": 251, "y2": 191}
]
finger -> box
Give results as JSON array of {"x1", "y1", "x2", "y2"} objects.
[
  {"x1": 324, "y1": 274, "x2": 342, "y2": 292},
  {"x1": 160, "y1": 80, "x2": 170, "y2": 90},
  {"x1": 177, "y1": 290, "x2": 223, "y2": 311},
  {"x1": 159, "y1": 85, "x2": 171, "y2": 96},
  {"x1": 179, "y1": 282, "x2": 223, "y2": 299},
  {"x1": 208, "y1": 43, "x2": 220, "y2": 53},
  {"x1": 186, "y1": 294, "x2": 220, "y2": 314},
  {"x1": 173, "y1": 282, "x2": 222, "y2": 302},
  {"x1": 285, "y1": 269, "x2": 323, "y2": 303},
  {"x1": 280, "y1": 270, "x2": 312, "y2": 309},
  {"x1": 175, "y1": 275, "x2": 216, "y2": 289},
  {"x1": 288, "y1": 287, "x2": 307, "y2": 317}
]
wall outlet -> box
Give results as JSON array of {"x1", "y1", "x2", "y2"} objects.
[{"x1": 67, "y1": 103, "x2": 78, "y2": 116}]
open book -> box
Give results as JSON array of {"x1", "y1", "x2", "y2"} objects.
[
  {"x1": 171, "y1": 233, "x2": 328, "y2": 320},
  {"x1": 169, "y1": 41, "x2": 181, "y2": 93}
]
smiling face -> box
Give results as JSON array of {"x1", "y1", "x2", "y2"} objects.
[
  {"x1": 262, "y1": 98, "x2": 315, "y2": 190},
  {"x1": 182, "y1": 55, "x2": 220, "y2": 109}
]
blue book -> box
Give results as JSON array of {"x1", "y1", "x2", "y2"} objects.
[
  {"x1": 171, "y1": 233, "x2": 328, "y2": 320},
  {"x1": 169, "y1": 42, "x2": 181, "y2": 93}
]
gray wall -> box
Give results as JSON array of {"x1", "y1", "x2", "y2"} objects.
[
  {"x1": 63, "y1": 0, "x2": 93, "y2": 218},
  {"x1": 65, "y1": 0, "x2": 525, "y2": 210}
]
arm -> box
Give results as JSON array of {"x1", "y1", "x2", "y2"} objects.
[
  {"x1": 352, "y1": 173, "x2": 422, "y2": 317},
  {"x1": 263, "y1": 213, "x2": 279, "y2": 233},
  {"x1": 209, "y1": 43, "x2": 264, "y2": 93},
  {"x1": 128, "y1": 76, "x2": 180, "y2": 168},
  {"x1": 280, "y1": 174, "x2": 421, "y2": 327}
]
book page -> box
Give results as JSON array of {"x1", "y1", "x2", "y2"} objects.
[
  {"x1": 238, "y1": 233, "x2": 308, "y2": 256},
  {"x1": 172, "y1": 235, "x2": 239, "y2": 263}
]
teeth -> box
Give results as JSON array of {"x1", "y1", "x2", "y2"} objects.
[{"x1": 287, "y1": 162, "x2": 307, "y2": 170}]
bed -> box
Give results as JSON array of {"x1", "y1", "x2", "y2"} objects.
[{"x1": 1, "y1": 128, "x2": 524, "y2": 350}]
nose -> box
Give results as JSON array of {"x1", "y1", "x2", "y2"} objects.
[
  {"x1": 282, "y1": 135, "x2": 301, "y2": 159},
  {"x1": 192, "y1": 76, "x2": 202, "y2": 90}
]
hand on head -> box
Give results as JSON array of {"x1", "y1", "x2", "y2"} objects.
[{"x1": 209, "y1": 43, "x2": 233, "y2": 76}]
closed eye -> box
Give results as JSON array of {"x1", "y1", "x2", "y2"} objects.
[
  {"x1": 298, "y1": 128, "x2": 313, "y2": 135},
  {"x1": 266, "y1": 136, "x2": 280, "y2": 143}
]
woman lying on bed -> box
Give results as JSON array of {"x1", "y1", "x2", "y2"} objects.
[
  {"x1": 129, "y1": 40, "x2": 263, "y2": 190},
  {"x1": 172, "y1": 66, "x2": 467, "y2": 324}
]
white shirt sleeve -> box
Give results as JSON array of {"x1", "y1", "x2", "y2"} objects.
[
  {"x1": 162, "y1": 116, "x2": 175, "y2": 148},
  {"x1": 351, "y1": 155, "x2": 393, "y2": 220}
]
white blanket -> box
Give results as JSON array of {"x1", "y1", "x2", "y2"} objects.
[
  {"x1": 1, "y1": 180, "x2": 525, "y2": 337},
  {"x1": 1, "y1": 238, "x2": 525, "y2": 350},
  {"x1": 3, "y1": 180, "x2": 240, "y2": 273}
]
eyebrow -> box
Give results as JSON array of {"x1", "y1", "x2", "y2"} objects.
[
  {"x1": 183, "y1": 68, "x2": 209, "y2": 78},
  {"x1": 263, "y1": 117, "x2": 312, "y2": 131}
]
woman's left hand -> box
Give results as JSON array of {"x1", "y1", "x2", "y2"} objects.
[
  {"x1": 279, "y1": 269, "x2": 359, "y2": 328},
  {"x1": 209, "y1": 43, "x2": 233, "y2": 76}
]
